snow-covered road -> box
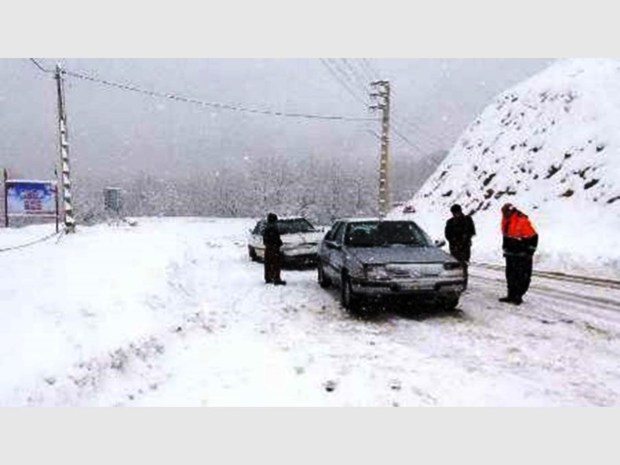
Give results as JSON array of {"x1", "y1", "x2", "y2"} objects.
[{"x1": 1, "y1": 218, "x2": 619, "y2": 406}]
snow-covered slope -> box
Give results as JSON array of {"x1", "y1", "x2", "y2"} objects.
[{"x1": 393, "y1": 58, "x2": 620, "y2": 278}]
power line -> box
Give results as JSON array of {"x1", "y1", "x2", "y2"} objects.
[
  {"x1": 61, "y1": 68, "x2": 376, "y2": 122},
  {"x1": 340, "y1": 59, "x2": 371, "y2": 94},
  {"x1": 0, "y1": 231, "x2": 61, "y2": 253},
  {"x1": 389, "y1": 87, "x2": 447, "y2": 148},
  {"x1": 391, "y1": 124, "x2": 427, "y2": 153},
  {"x1": 391, "y1": 113, "x2": 444, "y2": 149},
  {"x1": 349, "y1": 58, "x2": 447, "y2": 153},
  {"x1": 361, "y1": 58, "x2": 381, "y2": 81},
  {"x1": 320, "y1": 58, "x2": 370, "y2": 108},
  {"x1": 29, "y1": 58, "x2": 53, "y2": 74},
  {"x1": 352, "y1": 60, "x2": 446, "y2": 149},
  {"x1": 351, "y1": 59, "x2": 375, "y2": 82},
  {"x1": 329, "y1": 59, "x2": 372, "y2": 104}
]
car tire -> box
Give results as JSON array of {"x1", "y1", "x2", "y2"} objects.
[
  {"x1": 317, "y1": 263, "x2": 331, "y2": 288},
  {"x1": 440, "y1": 295, "x2": 460, "y2": 311},
  {"x1": 248, "y1": 246, "x2": 258, "y2": 262},
  {"x1": 341, "y1": 274, "x2": 362, "y2": 313}
]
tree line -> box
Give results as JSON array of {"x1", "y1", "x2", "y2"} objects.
[{"x1": 4, "y1": 150, "x2": 446, "y2": 227}]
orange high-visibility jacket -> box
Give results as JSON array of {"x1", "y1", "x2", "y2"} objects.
[{"x1": 502, "y1": 211, "x2": 537, "y2": 238}]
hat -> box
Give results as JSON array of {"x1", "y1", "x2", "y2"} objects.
[
  {"x1": 501, "y1": 203, "x2": 515, "y2": 215},
  {"x1": 267, "y1": 212, "x2": 278, "y2": 223},
  {"x1": 450, "y1": 204, "x2": 462, "y2": 214}
]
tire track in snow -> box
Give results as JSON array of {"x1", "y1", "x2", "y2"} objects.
[{"x1": 470, "y1": 268, "x2": 620, "y2": 334}]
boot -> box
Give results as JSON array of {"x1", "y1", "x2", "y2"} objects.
[{"x1": 274, "y1": 280, "x2": 287, "y2": 286}]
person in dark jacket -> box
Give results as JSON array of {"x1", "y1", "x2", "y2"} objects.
[
  {"x1": 444, "y1": 204, "x2": 476, "y2": 288},
  {"x1": 262, "y1": 213, "x2": 286, "y2": 285},
  {"x1": 499, "y1": 203, "x2": 538, "y2": 305}
]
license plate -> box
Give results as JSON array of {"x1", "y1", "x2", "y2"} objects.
[{"x1": 402, "y1": 282, "x2": 434, "y2": 291}]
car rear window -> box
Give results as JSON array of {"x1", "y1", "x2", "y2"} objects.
[
  {"x1": 253, "y1": 218, "x2": 316, "y2": 235},
  {"x1": 277, "y1": 219, "x2": 316, "y2": 234}
]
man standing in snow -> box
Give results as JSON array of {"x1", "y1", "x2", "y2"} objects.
[
  {"x1": 262, "y1": 212, "x2": 286, "y2": 285},
  {"x1": 444, "y1": 204, "x2": 476, "y2": 288},
  {"x1": 499, "y1": 203, "x2": 538, "y2": 305}
]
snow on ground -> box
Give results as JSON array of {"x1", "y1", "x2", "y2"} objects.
[
  {"x1": 392, "y1": 58, "x2": 620, "y2": 280},
  {"x1": 1, "y1": 218, "x2": 619, "y2": 406}
]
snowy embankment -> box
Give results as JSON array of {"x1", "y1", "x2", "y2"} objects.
[
  {"x1": 393, "y1": 59, "x2": 620, "y2": 280},
  {"x1": 0, "y1": 218, "x2": 250, "y2": 405}
]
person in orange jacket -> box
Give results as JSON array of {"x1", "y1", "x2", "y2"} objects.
[{"x1": 499, "y1": 203, "x2": 538, "y2": 305}]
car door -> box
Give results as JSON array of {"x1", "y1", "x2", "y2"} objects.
[
  {"x1": 325, "y1": 222, "x2": 348, "y2": 284},
  {"x1": 318, "y1": 222, "x2": 337, "y2": 264}
]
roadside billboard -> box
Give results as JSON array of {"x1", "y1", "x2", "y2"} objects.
[{"x1": 6, "y1": 180, "x2": 58, "y2": 217}]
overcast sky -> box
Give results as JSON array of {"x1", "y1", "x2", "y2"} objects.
[{"x1": 0, "y1": 58, "x2": 554, "y2": 181}]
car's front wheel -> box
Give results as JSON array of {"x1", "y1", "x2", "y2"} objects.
[
  {"x1": 248, "y1": 246, "x2": 258, "y2": 262},
  {"x1": 317, "y1": 262, "x2": 331, "y2": 288},
  {"x1": 341, "y1": 274, "x2": 362, "y2": 313}
]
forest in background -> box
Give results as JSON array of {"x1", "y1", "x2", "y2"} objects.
[{"x1": 3, "y1": 150, "x2": 446, "y2": 227}]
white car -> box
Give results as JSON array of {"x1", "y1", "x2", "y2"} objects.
[{"x1": 247, "y1": 217, "x2": 324, "y2": 266}]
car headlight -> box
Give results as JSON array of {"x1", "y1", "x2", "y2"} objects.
[{"x1": 365, "y1": 265, "x2": 390, "y2": 280}]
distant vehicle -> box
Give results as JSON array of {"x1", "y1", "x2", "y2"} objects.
[
  {"x1": 247, "y1": 217, "x2": 324, "y2": 266},
  {"x1": 316, "y1": 218, "x2": 465, "y2": 314},
  {"x1": 402, "y1": 204, "x2": 416, "y2": 214}
]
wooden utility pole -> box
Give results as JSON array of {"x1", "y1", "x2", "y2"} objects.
[
  {"x1": 369, "y1": 80, "x2": 391, "y2": 218},
  {"x1": 3, "y1": 168, "x2": 8, "y2": 227},
  {"x1": 55, "y1": 63, "x2": 75, "y2": 233}
]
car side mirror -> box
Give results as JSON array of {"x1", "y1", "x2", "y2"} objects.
[{"x1": 434, "y1": 239, "x2": 446, "y2": 248}]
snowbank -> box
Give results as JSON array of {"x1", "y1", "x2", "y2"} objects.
[{"x1": 0, "y1": 218, "x2": 252, "y2": 405}]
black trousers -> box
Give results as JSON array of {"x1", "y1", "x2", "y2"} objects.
[
  {"x1": 449, "y1": 244, "x2": 471, "y2": 287},
  {"x1": 264, "y1": 247, "x2": 282, "y2": 283},
  {"x1": 505, "y1": 254, "x2": 533, "y2": 299}
]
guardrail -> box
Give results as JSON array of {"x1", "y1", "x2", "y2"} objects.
[{"x1": 472, "y1": 262, "x2": 620, "y2": 290}]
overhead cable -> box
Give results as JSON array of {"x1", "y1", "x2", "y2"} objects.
[
  {"x1": 28, "y1": 58, "x2": 53, "y2": 74},
  {"x1": 61, "y1": 68, "x2": 376, "y2": 122}
]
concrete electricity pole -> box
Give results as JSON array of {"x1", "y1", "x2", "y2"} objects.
[
  {"x1": 369, "y1": 80, "x2": 391, "y2": 218},
  {"x1": 55, "y1": 63, "x2": 76, "y2": 233}
]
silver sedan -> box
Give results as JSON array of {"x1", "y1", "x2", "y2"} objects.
[{"x1": 317, "y1": 219, "x2": 465, "y2": 314}]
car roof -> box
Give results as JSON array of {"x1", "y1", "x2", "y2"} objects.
[
  {"x1": 333, "y1": 217, "x2": 414, "y2": 223},
  {"x1": 255, "y1": 216, "x2": 312, "y2": 221}
]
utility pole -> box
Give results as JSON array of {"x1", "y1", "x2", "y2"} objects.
[
  {"x1": 3, "y1": 168, "x2": 8, "y2": 228},
  {"x1": 369, "y1": 80, "x2": 390, "y2": 218},
  {"x1": 55, "y1": 63, "x2": 75, "y2": 233}
]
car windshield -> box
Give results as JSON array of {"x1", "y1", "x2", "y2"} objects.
[{"x1": 344, "y1": 221, "x2": 433, "y2": 247}]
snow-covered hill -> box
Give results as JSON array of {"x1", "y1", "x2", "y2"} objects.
[{"x1": 393, "y1": 58, "x2": 620, "y2": 278}]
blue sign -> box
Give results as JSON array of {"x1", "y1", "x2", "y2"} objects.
[{"x1": 6, "y1": 180, "x2": 57, "y2": 216}]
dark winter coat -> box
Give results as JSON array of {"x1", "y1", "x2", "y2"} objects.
[
  {"x1": 445, "y1": 214, "x2": 476, "y2": 260},
  {"x1": 262, "y1": 223, "x2": 283, "y2": 249}
]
